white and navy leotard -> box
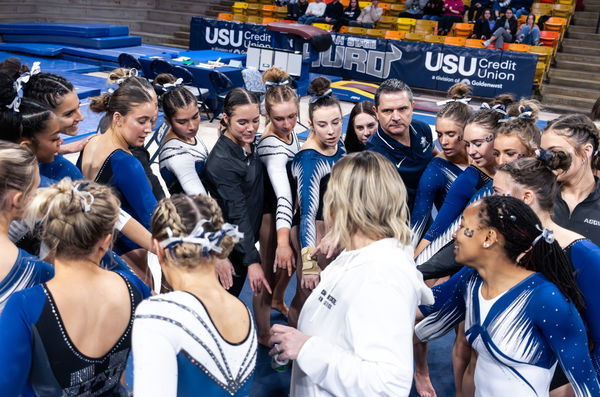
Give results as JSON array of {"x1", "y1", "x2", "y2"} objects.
[
  {"x1": 159, "y1": 137, "x2": 209, "y2": 195},
  {"x1": 411, "y1": 157, "x2": 465, "y2": 245},
  {"x1": 132, "y1": 291, "x2": 257, "y2": 397},
  {"x1": 291, "y1": 146, "x2": 345, "y2": 251},
  {"x1": 257, "y1": 133, "x2": 300, "y2": 231},
  {"x1": 416, "y1": 267, "x2": 600, "y2": 397},
  {"x1": 0, "y1": 249, "x2": 53, "y2": 314},
  {"x1": 0, "y1": 270, "x2": 148, "y2": 397}
]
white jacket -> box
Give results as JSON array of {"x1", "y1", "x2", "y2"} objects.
[{"x1": 291, "y1": 238, "x2": 434, "y2": 397}]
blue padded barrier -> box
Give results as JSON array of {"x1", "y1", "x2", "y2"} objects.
[
  {"x1": 0, "y1": 43, "x2": 64, "y2": 56},
  {"x1": 0, "y1": 22, "x2": 128, "y2": 37},
  {"x1": 2, "y1": 34, "x2": 142, "y2": 49},
  {"x1": 61, "y1": 44, "x2": 179, "y2": 63},
  {"x1": 0, "y1": 51, "x2": 101, "y2": 73}
]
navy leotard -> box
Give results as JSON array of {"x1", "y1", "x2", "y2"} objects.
[
  {"x1": 0, "y1": 269, "x2": 149, "y2": 397},
  {"x1": 411, "y1": 157, "x2": 465, "y2": 244},
  {"x1": 416, "y1": 267, "x2": 600, "y2": 397},
  {"x1": 39, "y1": 154, "x2": 83, "y2": 182}
]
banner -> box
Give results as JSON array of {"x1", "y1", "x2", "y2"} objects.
[{"x1": 190, "y1": 17, "x2": 537, "y2": 97}]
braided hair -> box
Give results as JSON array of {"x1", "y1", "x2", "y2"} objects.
[
  {"x1": 23, "y1": 72, "x2": 74, "y2": 109},
  {"x1": 151, "y1": 194, "x2": 237, "y2": 266},
  {"x1": 478, "y1": 195, "x2": 585, "y2": 313},
  {"x1": 545, "y1": 113, "x2": 600, "y2": 171}
]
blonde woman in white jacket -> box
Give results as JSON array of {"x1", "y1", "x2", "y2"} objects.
[{"x1": 268, "y1": 150, "x2": 434, "y2": 396}]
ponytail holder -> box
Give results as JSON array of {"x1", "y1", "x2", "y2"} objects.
[
  {"x1": 265, "y1": 79, "x2": 290, "y2": 87},
  {"x1": 480, "y1": 102, "x2": 507, "y2": 115},
  {"x1": 309, "y1": 88, "x2": 333, "y2": 104},
  {"x1": 73, "y1": 183, "x2": 94, "y2": 213},
  {"x1": 161, "y1": 78, "x2": 184, "y2": 92},
  {"x1": 532, "y1": 224, "x2": 555, "y2": 246},
  {"x1": 535, "y1": 148, "x2": 554, "y2": 162},
  {"x1": 158, "y1": 219, "x2": 244, "y2": 257},
  {"x1": 7, "y1": 61, "x2": 42, "y2": 113},
  {"x1": 436, "y1": 97, "x2": 472, "y2": 106},
  {"x1": 128, "y1": 68, "x2": 139, "y2": 77}
]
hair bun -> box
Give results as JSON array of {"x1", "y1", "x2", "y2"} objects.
[
  {"x1": 308, "y1": 76, "x2": 332, "y2": 97},
  {"x1": 447, "y1": 82, "x2": 471, "y2": 100}
]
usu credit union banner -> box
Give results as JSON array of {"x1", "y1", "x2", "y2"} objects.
[{"x1": 190, "y1": 17, "x2": 537, "y2": 98}]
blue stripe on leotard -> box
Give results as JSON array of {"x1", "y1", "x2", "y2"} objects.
[
  {"x1": 291, "y1": 146, "x2": 345, "y2": 250},
  {"x1": 411, "y1": 157, "x2": 465, "y2": 245}
]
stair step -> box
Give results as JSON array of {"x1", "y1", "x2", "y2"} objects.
[
  {"x1": 561, "y1": 44, "x2": 600, "y2": 56},
  {"x1": 156, "y1": 0, "x2": 213, "y2": 13},
  {"x1": 572, "y1": 16, "x2": 598, "y2": 26},
  {"x1": 585, "y1": 4, "x2": 600, "y2": 11},
  {"x1": 554, "y1": 59, "x2": 599, "y2": 72},
  {"x1": 158, "y1": 42, "x2": 188, "y2": 49},
  {"x1": 174, "y1": 31, "x2": 190, "y2": 39},
  {"x1": 0, "y1": 4, "x2": 36, "y2": 13},
  {"x1": 547, "y1": 75, "x2": 600, "y2": 90},
  {"x1": 566, "y1": 30, "x2": 600, "y2": 39},
  {"x1": 568, "y1": 25, "x2": 597, "y2": 33},
  {"x1": 131, "y1": 30, "x2": 173, "y2": 46},
  {"x1": 563, "y1": 37, "x2": 600, "y2": 48},
  {"x1": 36, "y1": 3, "x2": 149, "y2": 19},
  {"x1": 542, "y1": 83, "x2": 599, "y2": 99},
  {"x1": 35, "y1": 15, "x2": 145, "y2": 32},
  {"x1": 543, "y1": 102, "x2": 594, "y2": 114},
  {"x1": 140, "y1": 20, "x2": 187, "y2": 35},
  {"x1": 556, "y1": 51, "x2": 600, "y2": 63},
  {"x1": 166, "y1": 37, "x2": 189, "y2": 47},
  {"x1": 147, "y1": 9, "x2": 193, "y2": 25},
  {"x1": 549, "y1": 68, "x2": 600, "y2": 81},
  {"x1": 542, "y1": 93, "x2": 597, "y2": 109},
  {"x1": 574, "y1": 10, "x2": 600, "y2": 18}
]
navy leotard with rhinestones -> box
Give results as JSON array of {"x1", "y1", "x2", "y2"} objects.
[{"x1": 0, "y1": 270, "x2": 147, "y2": 397}]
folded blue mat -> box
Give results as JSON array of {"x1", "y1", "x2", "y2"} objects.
[
  {"x1": 0, "y1": 43, "x2": 64, "y2": 56},
  {"x1": 2, "y1": 34, "x2": 142, "y2": 49},
  {"x1": 0, "y1": 22, "x2": 128, "y2": 37}
]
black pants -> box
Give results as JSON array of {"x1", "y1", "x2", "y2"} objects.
[
  {"x1": 228, "y1": 249, "x2": 250, "y2": 297},
  {"x1": 417, "y1": 240, "x2": 463, "y2": 280}
]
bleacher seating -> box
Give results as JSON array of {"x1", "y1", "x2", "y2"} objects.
[{"x1": 229, "y1": 0, "x2": 576, "y2": 90}]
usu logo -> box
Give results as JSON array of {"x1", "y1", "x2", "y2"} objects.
[
  {"x1": 205, "y1": 28, "x2": 243, "y2": 47},
  {"x1": 424, "y1": 53, "x2": 477, "y2": 76}
]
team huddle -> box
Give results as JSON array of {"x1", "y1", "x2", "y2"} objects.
[{"x1": 0, "y1": 57, "x2": 599, "y2": 397}]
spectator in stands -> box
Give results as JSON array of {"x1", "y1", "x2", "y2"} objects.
[
  {"x1": 492, "y1": 0, "x2": 511, "y2": 18},
  {"x1": 438, "y1": 0, "x2": 465, "y2": 35},
  {"x1": 515, "y1": 13, "x2": 540, "y2": 44},
  {"x1": 315, "y1": 0, "x2": 344, "y2": 31},
  {"x1": 400, "y1": 0, "x2": 429, "y2": 19},
  {"x1": 298, "y1": 0, "x2": 327, "y2": 25},
  {"x1": 511, "y1": 0, "x2": 532, "y2": 18},
  {"x1": 467, "y1": 0, "x2": 490, "y2": 21},
  {"x1": 422, "y1": 0, "x2": 445, "y2": 20},
  {"x1": 471, "y1": 8, "x2": 495, "y2": 40},
  {"x1": 340, "y1": 0, "x2": 361, "y2": 28},
  {"x1": 592, "y1": 97, "x2": 600, "y2": 130},
  {"x1": 288, "y1": 0, "x2": 309, "y2": 21},
  {"x1": 483, "y1": 7, "x2": 518, "y2": 48},
  {"x1": 349, "y1": 0, "x2": 383, "y2": 28}
]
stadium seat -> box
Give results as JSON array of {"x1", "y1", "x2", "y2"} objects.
[
  {"x1": 232, "y1": 14, "x2": 248, "y2": 22},
  {"x1": 339, "y1": 26, "x2": 349, "y2": 34},
  {"x1": 379, "y1": 2, "x2": 392, "y2": 14},
  {"x1": 533, "y1": 62, "x2": 546, "y2": 87},
  {"x1": 388, "y1": 3, "x2": 406, "y2": 16},
  {"x1": 539, "y1": 30, "x2": 560, "y2": 54},
  {"x1": 404, "y1": 32, "x2": 426, "y2": 41},
  {"x1": 348, "y1": 26, "x2": 367, "y2": 35},
  {"x1": 452, "y1": 23, "x2": 474, "y2": 37},
  {"x1": 444, "y1": 36, "x2": 467, "y2": 46},
  {"x1": 312, "y1": 23, "x2": 332, "y2": 31},
  {"x1": 415, "y1": 19, "x2": 438, "y2": 34},
  {"x1": 552, "y1": 4, "x2": 573, "y2": 23},
  {"x1": 247, "y1": 15, "x2": 263, "y2": 24},
  {"x1": 544, "y1": 17, "x2": 567, "y2": 40},
  {"x1": 465, "y1": 39, "x2": 486, "y2": 48},
  {"x1": 366, "y1": 28, "x2": 386, "y2": 37},
  {"x1": 529, "y1": 45, "x2": 553, "y2": 70},
  {"x1": 232, "y1": 2, "x2": 249, "y2": 15},
  {"x1": 506, "y1": 43, "x2": 531, "y2": 52},
  {"x1": 274, "y1": 6, "x2": 288, "y2": 19},
  {"x1": 424, "y1": 34, "x2": 445, "y2": 43},
  {"x1": 262, "y1": 5, "x2": 277, "y2": 17},
  {"x1": 246, "y1": 3, "x2": 261, "y2": 16},
  {"x1": 531, "y1": 3, "x2": 553, "y2": 16},
  {"x1": 262, "y1": 17, "x2": 278, "y2": 24},
  {"x1": 397, "y1": 17, "x2": 417, "y2": 32},
  {"x1": 385, "y1": 30, "x2": 405, "y2": 40},
  {"x1": 218, "y1": 12, "x2": 234, "y2": 20},
  {"x1": 377, "y1": 16, "x2": 399, "y2": 30},
  {"x1": 359, "y1": 1, "x2": 371, "y2": 9}
]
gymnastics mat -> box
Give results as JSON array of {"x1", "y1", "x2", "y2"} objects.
[
  {"x1": 61, "y1": 44, "x2": 180, "y2": 63},
  {"x1": 0, "y1": 22, "x2": 128, "y2": 37},
  {"x1": 0, "y1": 43, "x2": 64, "y2": 57},
  {"x1": 0, "y1": 51, "x2": 101, "y2": 73},
  {"x1": 2, "y1": 34, "x2": 142, "y2": 49}
]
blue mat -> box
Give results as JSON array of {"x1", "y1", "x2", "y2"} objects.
[
  {"x1": 0, "y1": 22, "x2": 128, "y2": 37},
  {"x1": 0, "y1": 43, "x2": 63, "y2": 56},
  {"x1": 2, "y1": 34, "x2": 142, "y2": 49},
  {"x1": 0, "y1": 51, "x2": 101, "y2": 73},
  {"x1": 61, "y1": 44, "x2": 180, "y2": 63}
]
